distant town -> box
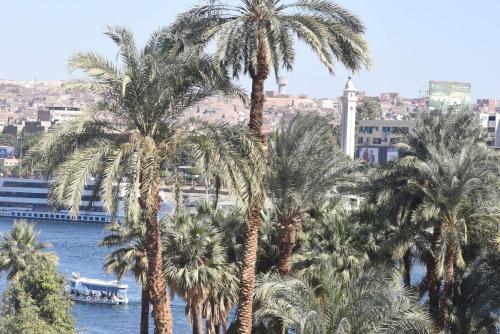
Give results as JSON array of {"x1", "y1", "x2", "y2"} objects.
[{"x1": 0, "y1": 78, "x2": 498, "y2": 168}]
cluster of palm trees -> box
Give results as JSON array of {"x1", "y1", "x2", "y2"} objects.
[
  {"x1": 368, "y1": 109, "x2": 500, "y2": 333},
  {"x1": 24, "y1": 1, "x2": 370, "y2": 333},
  {"x1": 18, "y1": 1, "x2": 498, "y2": 334}
]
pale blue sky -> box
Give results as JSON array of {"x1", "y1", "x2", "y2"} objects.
[{"x1": 1, "y1": 0, "x2": 498, "y2": 99}]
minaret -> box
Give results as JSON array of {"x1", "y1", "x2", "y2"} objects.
[{"x1": 340, "y1": 77, "x2": 358, "y2": 159}]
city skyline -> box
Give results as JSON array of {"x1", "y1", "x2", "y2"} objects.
[{"x1": 1, "y1": 1, "x2": 499, "y2": 99}]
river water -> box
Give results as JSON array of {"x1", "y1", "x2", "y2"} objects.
[{"x1": 0, "y1": 218, "x2": 192, "y2": 334}]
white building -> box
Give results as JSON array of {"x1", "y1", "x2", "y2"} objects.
[
  {"x1": 478, "y1": 112, "x2": 500, "y2": 147},
  {"x1": 340, "y1": 77, "x2": 358, "y2": 159}
]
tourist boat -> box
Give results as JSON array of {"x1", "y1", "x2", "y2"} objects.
[
  {"x1": 68, "y1": 273, "x2": 128, "y2": 305},
  {"x1": 0, "y1": 177, "x2": 172, "y2": 223},
  {"x1": 0, "y1": 177, "x2": 112, "y2": 223}
]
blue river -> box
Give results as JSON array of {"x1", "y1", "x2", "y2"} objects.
[{"x1": 0, "y1": 218, "x2": 192, "y2": 334}]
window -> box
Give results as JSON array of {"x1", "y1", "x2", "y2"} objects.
[
  {"x1": 373, "y1": 138, "x2": 382, "y2": 144},
  {"x1": 366, "y1": 137, "x2": 371, "y2": 144},
  {"x1": 358, "y1": 137, "x2": 364, "y2": 144},
  {"x1": 488, "y1": 127, "x2": 495, "y2": 133}
]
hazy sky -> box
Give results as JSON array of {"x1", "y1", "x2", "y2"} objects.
[{"x1": 1, "y1": 0, "x2": 499, "y2": 99}]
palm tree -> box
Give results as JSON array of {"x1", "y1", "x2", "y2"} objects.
[
  {"x1": 172, "y1": 2, "x2": 370, "y2": 331},
  {"x1": 162, "y1": 212, "x2": 238, "y2": 334},
  {"x1": 27, "y1": 27, "x2": 263, "y2": 334},
  {"x1": 100, "y1": 223, "x2": 149, "y2": 334},
  {"x1": 368, "y1": 109, "x2": 496, "y2": 329},
  {"x1": 292, "y1": 200, "x2": 369, "y2": 287},
  {"x1": 368, "y1": 164, "x2": 432, "y2": 289},
  {"x1": 254, "y1": 266, "x2": 433, "y2": 333},
  {"x1": 447, "y1": 245, "x2": 500, "y2": 334},
  {"x1": 0, "y1": 220, "x2": 54, "y2": 280},
  {"x1": 406, "y1": 143, "x2": 500, "y2": 331},
  {"x1": 267, "y1": 113, "x2": 362, "y2": 275}
]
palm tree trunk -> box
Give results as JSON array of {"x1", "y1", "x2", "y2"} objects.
[
  {"x1": 402, "y1": 250, "x2": 411, "y2": 288},
  {"x1": 438, "y1": 245, "x2": 455, "y2": 332},
  {"x1": 235, "y1": 36, "x2": 269, "y2": 334},
  {"x1": 236, "y1": 207, "x2": 261, "y2": 334},
  {"x1": 140, "y1": 287, "x2": 150, "y2": 334},
  {"x1": 427, "y1": 221, "x2": 441, "y2": 330},
  {"x1": 212, "y1": 175, "x2": 221, "y2": 210},
  {"x1": 142, "y1": 174, "x2": 173, "y2": 334},
  {"x1": 192, "y1": 303, "x2": 203, "y2": 334},
  {"x1": 277, "y1": 218, "x2": 297, "y2": 276}
]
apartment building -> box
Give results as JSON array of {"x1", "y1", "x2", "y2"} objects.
[
  {"x1": 478, "y1": 112, "x2": 500, "y2": 147},
  {"x1": 355, "y1": 119, "x2": 413, "y2": 164}
]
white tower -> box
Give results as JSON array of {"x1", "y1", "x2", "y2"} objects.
[
  {"x1": 277, "y1": 76, "x2": 288, "y2": 95},
  {"x1": 340, "y1": 77, "x2": 358, "y2": 159}
]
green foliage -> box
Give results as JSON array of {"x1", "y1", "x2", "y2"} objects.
[
  {"x1": 447, "y1": 245, "x2": 500, "y2": 333},
  {"x1": 293, "y1": 200, "x2": 370, "y2": 285},
  {"x1": 0, "y1": 132, "x2": 42, "y2": 157},
  {"x1": 267, "y1": 112, "x2": 362, "y2": 223},
  {"x1": 0, "y1": 220, "x2": 55, "y2": 280},
  {"x1": 100, "y1": 222, "x2": 148, "y2": 286},
  {"x1": 0, "y1": 252, "x2": 75, "y2": 334},
  {"x1": 171, "y1": 0, "x2": 370, "y2": 77},
  {"x1": 356, "y1": 97, "x2": 380, "y2": 120},
  {"x1": 26, "y1": 26, "x2": 264, "y2": 221},
  {"x1": 254, "y1": 266, "x2": 433, "y2": 333},
  {"x1": 366, "y1": 109, "x2": 500, "y2": 330},
  {"x1": 162, "y1": 209, "x2": 239, "y2": 332}
]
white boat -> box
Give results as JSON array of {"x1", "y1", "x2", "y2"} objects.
[
  {"x1": 0, "y1": 178, "x2": 112, "y2": 223},
  {"x1": 68, "y1": 273, "x2": 128, "y2": 305},
  {"x1": 0, "y1": 177, "x2": 173, "y2": 223}
]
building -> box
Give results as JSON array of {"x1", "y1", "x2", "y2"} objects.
[
  {"x1": 429, "y1": 81, "x2": 471, "y2": 111},
  {"x1": 39, "y1": 106, "x2": 84, "y2": 124},
  {"x1": 356, "y1": 119, "x2": 413, "y2": 164},
  {"x1": 292, "y1": 96, "x2": 316, "y2": 109},
  {"x1": 478, "y1": 112, "x2": 500, "y2": 147},
  {"x1": 340, "y1": 77, "x2": 358, "y2": 159},
  {"x1": 476, "y1": 99, "x2": 496, "y2": 113}
]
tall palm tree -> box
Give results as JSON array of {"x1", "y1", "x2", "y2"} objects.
[
  {"x1": 172, "y1": 2, "x2": 370, "y2": 331},
  {"x1": 406, "y1": 143, "x2": 500, "y2": 331},
  {"x1": 162, "y1": 212, "x2": 238, "y2": 334},
  {"x1": 27, "y1": 27, "x2": 263, "y2": 334},
  {"x1": 368, "y1": 109, "x2": 496, "y2": 329},
  {"x1": 0, "y1": 220, "x2": 54, "y2": 280},
  {"x1": 100, "y1": 223, "x2": 149, "y2": 334},
  {"x1": 254, "y1": 266, "x2": 433, "y2": 333},
  {"x1": 267, "y1": 113, "x2": 362, "y2": 275}
]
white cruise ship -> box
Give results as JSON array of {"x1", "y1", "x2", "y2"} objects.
[{"x1": 0, "y1": 178, "x2": 113, "y2": 223}]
